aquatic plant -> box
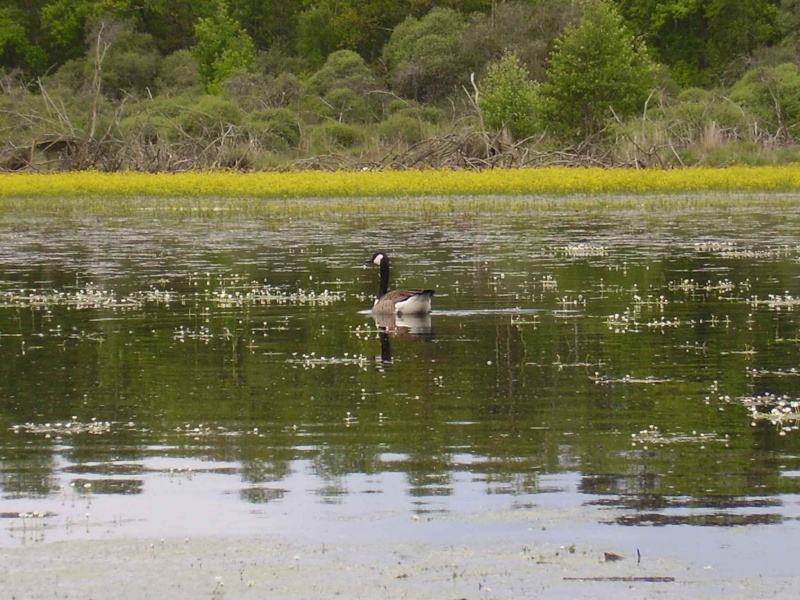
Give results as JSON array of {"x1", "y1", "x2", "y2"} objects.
[
  {"x1": 693, "y1": 242, "x2": 798, "y2": 259},
  {"x1": 750, "y1": 294, "x2": 800, "y2": 310},
  {"x1": 667, "y1": 278, "x2": 742, "y2": 294},
  {"x1": 208, "y1": 284, "x2": 345, "y2": 307},
  {"x1": 591, "y1": 373, "x2": 672, "y2": 384},
  {"x1": 0, "y1": 278, "x2": 345, "y2": 312},
  {"x1": 748, "y1": 367, "x2": 800, "y2": 377},
  {"x1": 558, "y1": 243, "x2": 608, "y2": 257},
  {"x1": 630, "y1": 425, "x2": 727, "y2": 447},
  {"x1": 743, "y1": 393, "x2": 800, "y2": 435},
  {"x1": 11, "y1": 416, "x2": 114, "y2": 437},
  {"x1": 287, "y1": 352, "x2": 370, "y2": 370}
]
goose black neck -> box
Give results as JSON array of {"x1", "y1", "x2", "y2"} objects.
[{"x1": 378, "y1": 256, "x2": 390, "y2": 297}]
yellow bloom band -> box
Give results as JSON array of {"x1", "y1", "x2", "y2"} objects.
[{"x1": 2, "y1": 166, "x2": 800, "y2": 199}]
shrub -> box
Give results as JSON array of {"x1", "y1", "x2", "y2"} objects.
[
  {"x1": 656, "y1": 88, "x2": 750, "y2": 144},
  {"x1": 377, "y1": 113, "x2": 424, "y2": 144},
  {"x1": 479, "y1": 51, "x2": 539, "y2": 140},
  {"x1": 179, "y1": 94, "x2": 243, "y2": 138},
  {"x1": 314, "y1": 121, "x2": 364, "y2": 148},
  {"x1": 99, "y1": 29, "x2": 161, "y2": 99},
  {"x1": 45, "y1": 58, "x2": 89, "y2": 93},
  {"x1": 157, "y1": 50, "x2": 201, "y2": 95},
  {"x1": 321, "y1": 87, "x2": 372, "y2": 123},
  {"x1": 305, "y1": 49, "x2": 380, "y2": 97},
  {"x1": 246, "y1": 108, "x2": 301, "y2": 149},
  {"x1": 223, "y1": 71, "x2": 302, "y2": 112},
  {"x1": 729, "y1": 63, "x2": 800, "y2": 139}
]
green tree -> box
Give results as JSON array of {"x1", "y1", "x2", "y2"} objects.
[
  {"x1": 462, "y1": 0, "x2": 580, "y2": 82},
  {"x1": 228, "y1": 0, "x2": 299, "y2": 51},
  {"x1": 383, "y1": 7, "x2": 468, "y2": 102},
  {"x1": 135, "y1": 0, "x2": 209, "y2": 56},
  {"x1": 296, "y1": 0, "x2": 408, "y2": 68},
  {"x1": 0, "y1": 7, "x2": 47, "y2": 73},
  {"x1": 192, "y1": 0, "x2": 255, "y2": 94},
  {"x1": 296, "y1": 1, "x2": 345, "y2": 69},
  {"x1": 614, "y1": 0, "x2": 781, "y2": 85},
  {"x1": 479, "y1": 51, "x2": 539, "y2": 140},
  {"x1": 40, "y1": 0, "x2": 132, "y2": 62},
  {"x1": 539, "y1": 0, "x2": 657, "y2": 143}
]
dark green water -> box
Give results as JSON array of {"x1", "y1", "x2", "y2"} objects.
[{"x1": 1, "y1": 204, "x2": 800, "y2": 574}]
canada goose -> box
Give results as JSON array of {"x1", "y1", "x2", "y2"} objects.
[{"x1": 366, "y1": 251, "x2": 434, "y2": 315}]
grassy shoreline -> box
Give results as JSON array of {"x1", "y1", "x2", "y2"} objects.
[{"x1": 2, "y1": 166, "x2": 800, "y2": 216}]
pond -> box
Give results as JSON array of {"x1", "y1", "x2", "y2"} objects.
[{"x1": 1, "y1": 200, "x2": 800, "y2": 596}]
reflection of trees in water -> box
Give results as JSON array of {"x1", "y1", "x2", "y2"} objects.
[{"x1": 0, "y1": 447, "x2": 59, "y2": 498}]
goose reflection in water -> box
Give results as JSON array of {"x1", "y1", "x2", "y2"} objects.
[{"x1": 371, "y1": 312, "x2": 434, "y2": 364}]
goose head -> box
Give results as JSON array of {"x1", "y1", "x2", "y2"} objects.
[{"x1": 366, "y1": 251, "x2": 388, "y2": 266}]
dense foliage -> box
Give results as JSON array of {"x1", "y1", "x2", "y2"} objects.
[{"x1": 1, "y1": 0, "x2": 800, "y2": 171}]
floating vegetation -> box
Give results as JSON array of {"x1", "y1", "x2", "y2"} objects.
[
  {"x1": 591, "y1": 373, "x2": 673, "y2": 385},
  {"x1": 750, "y1": 294, "x2": 800, "y2": 310},
  {"x1": 208, "y1": 285, "x2": 345, "y2": 307},
  {"x1": 630, "y1": 425, "x2": 727, "y2": 447},
  {"x1": 693, "y1": 241, "x2": 737, "y2": 253},
  {"x1": 189, "y1": 274, "x2": 347, "y2": 308},
  {"x1": 174, "y1": 423, "x2": 248, "y2": 438},
  {"x1": 0, "y1": 285, "x2": 172, "y2": 310},
  {"x1": 606, "y1": 311, "x2": 639, "y2": 333},
  {"x1": 549, "y1": 357, "x2": 607, "y2": 370},
  {"x1": 0, "y1": 276, "x2": 345, "y2": 314},
  {"x1": 742, "y1": 394, "x2": 800, "y2": 434},
  {"x1": 631, "y1": 294, "x2": 669, "y2": 308},
  {"x1": 606, "y1": 309, "x2": 732, "y2": 333},
  {"x1": 557, "y1": 244, "x2": 608, "y2": 257},
  {"x1": 723, "y1": 246, "x2": 797, "y2": 259},
  {"x1": 676, "y1": 340, "x2": 707, "y2": 354},
  {"x1": 748, "y1": 367, "x2": 800, "y2": 377},
  {"x1": 11, "y1": 417, "x2": 113, "y2": 437},
  {"x1": 287, "y1": 352, "x2": 370, "y2": 369},
  {"x1": 510, "y1": 313, "x2": 539, "y2": 326},
  {"x1": 694, "y1": 241, "x2": 798, "y2": 259},
  {"x1": 350, "y1": 323, "x2": 377, "y2": 341},
  {"x1": 644, "y1": 317, "x2": 682, "y2": 331},
  {"x1": 605, "y1": 312, "x2": 681, "y2": 333},
  {"x1": 539, "y1": 275, "x2": 558, "y2": 292},
  {"x1": 667, "y1": 278, "x2": 742, "y2": 294},
  {"x1": 557, "y1": 295, "x2": 586, "y2": 308},
  {"x1": 173, "y1": 326, "x2": 215, "y2": 343}
]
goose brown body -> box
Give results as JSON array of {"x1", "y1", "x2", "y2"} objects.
[{"x1": 366, "y1": 252, "x2": 434, "y2": 315}]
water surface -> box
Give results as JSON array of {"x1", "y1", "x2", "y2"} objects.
[{"x1": 1, "y1": 202, "x2": 800, "y2": 580}]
